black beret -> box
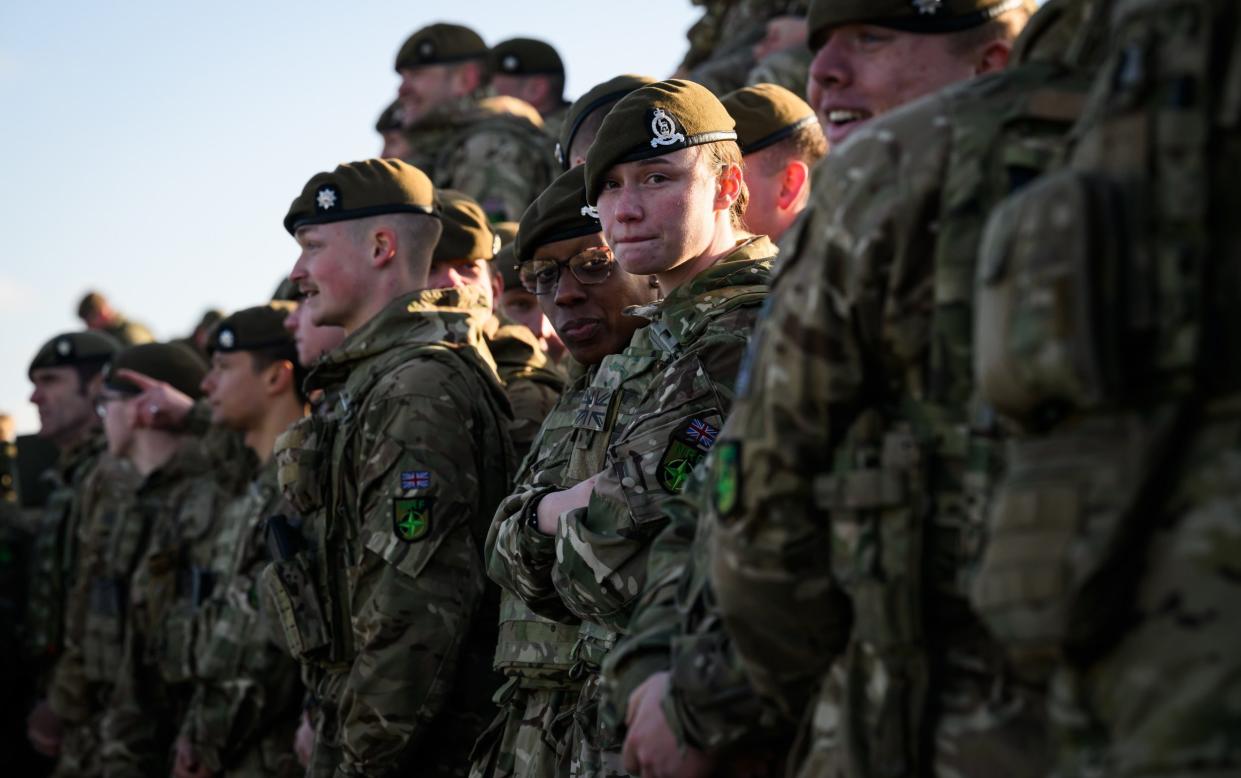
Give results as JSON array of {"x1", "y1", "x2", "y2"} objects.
[
  {"x1": 28, "y1": 331, "x2": 122, "y2": 378},
  {"x1": 284, "y1": 159, "x2": 435, "y2": 236},
  {"x1": 104, "y1": 342, "x2": 209, "y2": 400},
  {"x1": 515, "y1": 166, "x2": 602, "y2": 264},
  {"x1": 207, "y1": 303, "x2": 296, "y2": 356},
  {"x1": 584, "y1": 79, "x2": 737, "y2": 204},
  {"x1": 375, "y1": 100, "x2": 405, "y2": 133},
  {"x1": 721, "y1": 83, "x2": 818, "y2": 155},
  {"x1": 808, "y1": 0, "x2": 1028, "y2": 48},
  {"x1": 395, "y1": 23, "x2": 488, "y2": 71},
  {"x1": 491, "y1": 222, "x2": 521, "y2": 290},
  {"x1": 557, "y1": 74, "x2": 657, "y2": 169},
  {"x1": 433, "y1": 189, "x2": 499, "y2": 262},
  {"x1": 492, "y1": 37, "x2": 564, "y2": 77}
]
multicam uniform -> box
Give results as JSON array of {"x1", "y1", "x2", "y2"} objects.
[
  {"x1": 484, "y1": 314, "x2": 565, "y2": 464},
  {"x1": 264, "y1": 286, "x2": 515, "y2": 778},
  {"x1": 705, "y1": 2, "x2": 1104, "y2": 776},
  {"x1": 472, "y1": 363, "x2": 590, "y2": 778},
  {"x1": 99, "y1": 443, "x2": 233, "y2": 777},
  {"x1": 679, "y1": 0, "x2": 808, "y2": 95},
  {"x1": 179, "y1": 458, "x2": 303, "y2": 776},
  {"x1": 488, "y1": 238, "x2": 773, "y2": 777}
]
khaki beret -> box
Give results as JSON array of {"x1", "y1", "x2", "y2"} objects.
[
  {"x1": 808, "y1": 0, "x2": 1028, "y2": 47},
  {"x1": 721, "y1": 83, "x2": 818, "y2": 155},
  {"x1": 515, "y1": 166, "x2": 602, "y2": 264},
  {"x1": 103, "y1": 342, "x2": 208, "y2": 400},
  {"x1": 28, "y1": 331, "x2": 122, "y2": 378},
  {"x1": 491, "y1": 223, "x2": 521, "y2": 290},
  {"x1": 207, "y1": 303, "x2": 296, "y2": 356},
  {"x1": 557, "y1": 74, "x2": 657, "y2": 168},
  {"x1": 395, "y1": 23, "x2": 488, "y2": 71},
  {"x1": 584, "y1": 79, "x2": 737, "y2": 204},
  {"x1": 492, "y1": 37, "x2": 564, "y2": 77},
  {"x1": 284, "y1": 159, "x2": 435, "y2": 236},
  {"x1": 433, "y1": 189, "x2": 499, "y2": 262}
]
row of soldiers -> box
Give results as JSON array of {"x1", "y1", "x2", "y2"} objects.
[{"x1": 7, "y1": 0, "x2": 1240, "y2": 776}]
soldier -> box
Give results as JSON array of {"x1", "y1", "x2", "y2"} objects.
[
  {"x1": 721, "y1": 83, "x2": 826, "y2": 242},
  {"x1": 76, "y1": 291, "x2": 154, "y2": 347},
  {"x1": 703, "y1": 1, "x2": 1098, "y2": 777},
  {"x1": 394, "y1": 23, "x2": 556, "y2": 221},
  {"x1": 492, "y1": 222, "x2": 567, "y2": 365},
  {"x1": 490, "y1": 38, "x2": 571, "y2": 140},
  {"x1": 488, "y1": 79, "x2": 774, "y2": 778},
  {"x1": 430, "y1": 189, "x2": 564, "y2": 462},
  {"x1": 967, "y1": 0, "x2": 1241, "y2": 773},
  {"x1": 21, "y1": 331, "x2": 122, "y2": 769},
  {"x1": 474, "y1": 165, "x2": 660, "y2": 778},
  {"x1": 746, "y1": 15, "x2": 812, "y2": 98},
  {"x1": 675, "y1": 0, "x2": 808, "y2": 95},
  {"x1": 95, "y1": 342, "x2": 231, "y2": 777},
  {"x1": 554, "y1": 75, "x2": 655, "y2": 172},
  {"x1": 264, "y1": 159, "x2": 515, "y2": 777},
  {"x1": 172, "y1": 304, "x2": 307, "y2": 778},
  {"x1": 375, "y1": 101, "x2": 410, "y2": 160}
]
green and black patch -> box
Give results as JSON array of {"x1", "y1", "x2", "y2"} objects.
[
  {"x1": 392, "y1": 497, "x2": 433, "y2": 542},
  {"x1": 657, "y1": 417, "x2": 719, "y2": 494},
  {"x1": 713, "y1": 441, "x2": 741, "y2": 519}
]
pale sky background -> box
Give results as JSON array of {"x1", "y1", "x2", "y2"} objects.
[{"x1": 0, "y1": 1, "x2": 702, "y2": 434}]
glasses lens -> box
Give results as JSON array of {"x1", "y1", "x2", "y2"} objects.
[
  {"x1": 95, "y1": 401, "x2": 106, "y2": 419},
  {"x1": 521, "y1": 259, "x2": 562, "y2": 295},
  {"x1": 569, "y1": 248, "x2": 614, "y2": 286}
]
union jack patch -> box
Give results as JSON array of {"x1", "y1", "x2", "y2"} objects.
[
  {"x1": 574, "y1": 387, "x2": 613, "y2": 432},
  {"x1": 680, "y1": 418, "x2": 718, "y2": 449},
  {"x1": 400, "y1": 471, "x2": 431, "y2": 490}
]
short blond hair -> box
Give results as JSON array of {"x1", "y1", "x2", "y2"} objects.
[{"x1": 702, "y1": 141, "x2": 749, "y2": 229}]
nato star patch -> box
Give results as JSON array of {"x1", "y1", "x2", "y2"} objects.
[
  {"x1": 657, "y1": 417, "x2": 719, "y2": 493},
  {"x1": 393, "y1": 497, "x2": 432, "y2": 542}
]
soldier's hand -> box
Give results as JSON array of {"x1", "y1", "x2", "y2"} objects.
[
  {"x1": 115, "y1": 368, "x2": 195, "y2": 430},
  {"x1": 26, "y1": 700, "x2": 62, "y2": 758},
  {"x1": 535, "y1": 473, "x2": 601, "y2": 535},
  {"x1": 621, "y1": 671, "x2": 714, "y2": 778},
  {"x1": 173, "y1": 735, "x2": 214, "y2": 778},
  {"x1": 294, "y1": 710, "x2": 315, "y2": 768}
]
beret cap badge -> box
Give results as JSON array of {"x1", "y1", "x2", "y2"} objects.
[
  {"x1": 649, "y1": 108, "x2": 686, "y2": 148},
  {"x1": 418, "y1": 40, "x2": 435, "y2": 59},
  {"x1": 218, "y1": 328, "x2": 236, "y2": 349},
  {"x1": 56, "y1": 338, "x2": 73, "y2": 358},
  {"x1": 502, "y1": 54, "x2": 520, "y2": 72},
  {"x1": 580, "y1": 204, "x2": 599, "y2": 219},
  {"x1": 315, "y1": 186, "x2": 339, "y2": 212},
  {"x1": 913, "y1": 0, "x2": 944, "y2": 13}
]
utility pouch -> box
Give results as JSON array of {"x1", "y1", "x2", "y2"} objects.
[
  {"x1": 274, "y1": 416, "x2": 334, "y2": 515},
  {"x1": 260, "y1": 554, "x2": 331, "y2": 663},
  {"x1": 82, "y1": 576, "x2": 126, "y2": 682}
]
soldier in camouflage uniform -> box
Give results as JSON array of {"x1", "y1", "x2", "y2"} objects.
[
  {"x1": 76, "y1": 291, "x2": 154, "y2": 347},
  {"x1": 375, "y1": 101, "x2": 410, "y2": 162},
  {"x1": 490, "y1": 38, "x2": 570, "y2": 141},
  {"x1": 20, "y1": 331, "x2": 123, "y2": 768},
  {"x1": 676, "y1": 0, "x2": 809, "y2": 95},
  {"x1": 746, "y1": 15, "x2": 813, "y2": 100},
  {"x1": 394, "y1": 23, "x2": 557, "y2": 221},
  {"x1": 702, "y1": 2, "x2": 1095, "y2": 777},
  {"x1": 493, "y1": 222, "x2": 568, "y2": 366},
  {"x1": 967, "y1": 0, "x2": 1241, "y2": 774},
  {"x1": 488, "y1": 80, "x2": 773, "y2": 778},
  {"x1": 553, "y1": 75, "x2": 656, "y2": 173},
  {"x1": 262, "y1": 159, "x2": 515, "y2": 777},
  {"x1": 473, "y1": 166, "x2": 659, "y2": 778},
  {"x1": 594, "y1": 80, "x2": 831, "y2": 778},
  {"x1": 430, "y1": 189, "x2": 565, "y2": 462},
  {"x1": 94, "y1": 342, "x2": 234, "y2": 777},
  {"x1": 172, "y1": 304, "x2": 307, "y2": 778},
  {"x1": 720, "y1": 83, "x2": 826, "y2": 242}
]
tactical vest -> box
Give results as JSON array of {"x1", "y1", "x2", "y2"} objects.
[
  {"x1": 971, "y1": 0, "x2": 1241, "y2": 678},
  {"x1": 808, "y1": 13, "x2": 1103, "y2": 776}
]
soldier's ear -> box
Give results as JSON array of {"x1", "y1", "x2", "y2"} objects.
[
  {"x1": 778, "y1": 160, "x2": 810, "y2": 211},
  {"x1": 369, "y1": 226, "x2": 398, "y2": 269},
  {"x1": 713, "y1": 162, "x2": 744, "y2": 213},
  {"x1": 974, "y1": 39, "x2": 1012, "y2": 75}
]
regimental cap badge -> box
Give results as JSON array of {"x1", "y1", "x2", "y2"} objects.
[
  {"x1": 580, "y1": 204, "x2": 599, "y2": 219},
  {"x1": 217, "y1": 328, "x2": 236, "y2": 350},
  {"x1": 912, "y1": 0, "x2": 944, "y2": 14},
  {"x1": 55, "y1": 338, "x2": 73, "y2": 358},
  {"x1": 418, "y1": 40, "x2": 435, "y2": 60},
  {"x1": 315, "y1": 185, "x2": 339, "y2": 212},
  {"x1": 501, "y1": 54, "x2": 520, "y2": 72},
  {"x1": 492, "y1": 233, "x2": 502, "y2": 255},
  {"x1": 649, "y1": 108, "x2": 686, "y2": 149},
  {"x1": 554, "y1": 142, "x2": 565, "y2": 166}
]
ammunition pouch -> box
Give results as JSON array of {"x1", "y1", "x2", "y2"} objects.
[
  {"x1": 275, "y1": 415, "x2": 334, "y2": 515},
  {"x1": 261, "y1": 553, "x2": 332, "y2": 664}
]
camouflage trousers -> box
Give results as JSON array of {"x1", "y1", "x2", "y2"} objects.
[
  {"x1": 469, "y1": 677, "x2": 578, "y2": 778},
  {"x1": 566, "y1": 673, "x2": 630, "y2": 778},
  {"x1": 1049, "y1": 410, "x2": 1241, "y2": 778},
  {"x1": 54, "y1": 712, "x2": 104, "y2": 778}
]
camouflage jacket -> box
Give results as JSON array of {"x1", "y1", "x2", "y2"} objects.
[
  {"x1": 680, "y1": 0, "x2": 808, "y2": 94},
  {"x1": 746, "y1": 47, "x2": 812, "y2": 106},
  {"x1": 180, "y1": 458, "x2": 302, "y2": 775},
  {"x1": 24, "y1": 431, "x2": 108, "y2": 682},
  {"x1": 706, "y1": 6, "x2": 1099, "y2": 775},
  {"x1": 268, "y1": 286, "x2": 515, "y2": 777},
  {"x1": 102, "y1": 317, "x2": 154, "y2": 347},
  {"x1": 403, "y1": 96, "x2": 558, "y2": 222},
  {"x1": 485, "y1": 313, "x2": 565, "y2": 465},
  {"x1": 100, "y1": 442, "x2": 233, "y2": 778}
]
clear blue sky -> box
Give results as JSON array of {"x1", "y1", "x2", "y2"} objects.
[{"x1": 0, "y1": 1, "x2": 700, "y2": 434}]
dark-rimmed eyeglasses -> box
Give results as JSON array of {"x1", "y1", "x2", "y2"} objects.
[{"x1": 519, "y1": 247, "x2": 616, "y2": 296}]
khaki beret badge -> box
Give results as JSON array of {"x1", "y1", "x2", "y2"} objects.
[
  {"x1": 554, "y1": 142, "x2": 565, "y2": 166},
  {"x1": 501, "y1": 54, "x2": 520, "y2": 71},
  {"x1": 56, "y1": 338, "x2": 73, "y2": 357},
  {"x1": 315, "y1": 186, "x2": 339, "y2": 212},
  {"x1": 419, "y1": 40, "x2": 435, "y2": 59},
  {"x1": 218, "y1": 328, "x2": 236, "y2": 349},
  {"x1": 913, "y1": 0, "x2": 944, "y2": 13},
  {"x1": 580, "y1": 204, "x2": 599, "y2": 219},
  {"x1": 649, "y1": 108, "x2": 686, "y2": 148}
]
